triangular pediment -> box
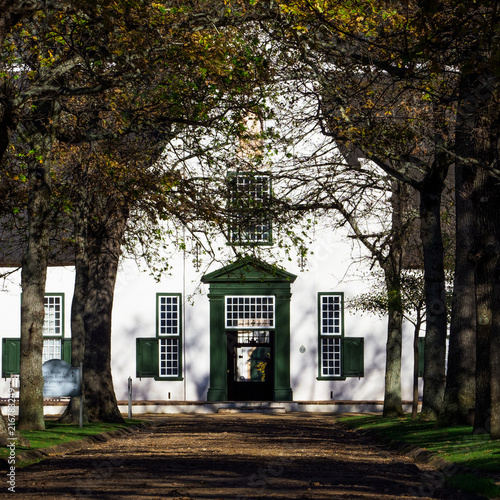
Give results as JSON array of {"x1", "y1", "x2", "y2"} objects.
[{"x1": 201, "y1": 256, "x2": 297, "y2": 284}]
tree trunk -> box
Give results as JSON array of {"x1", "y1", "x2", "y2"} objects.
[
  {"x1": 420, "y1": 160, "x2": 449, "y2": 420},
  {"x1": 82, "y1": 202, "x2": 128, "y2": 423},
  {"x1": 438, "y1": 75, "x2": 482, "y2": 427},
  {"x1": 0, "y1": 407, "x2": 8, "y2": 446},
  {"x1": 471, "y1": 167, "x2": 497, "y2": 434},
  {"x1": 59, "y1": 206, "x2": 89, "y2": 424},
  {"x1": 18, "y1": 135, "x2": 54, "y2": 431},
  {"x1": 438, "y1": 165, "x2": 476, "y2": 426},
  {"x1": 383, "y1": 268, "x2": 404, "y2": 417},
  {"x1": 491, "y1": 235, "x2": 500, "y2": 439},
  {"x1": 381, "y1": 180, "x2": 406, "y2": 417}
]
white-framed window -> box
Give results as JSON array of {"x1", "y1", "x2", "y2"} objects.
[
  {"x1": 43, "y1": 294, "x2": 64, "y2": 362},
  {"x1": 158, "y1": 294, "x2": 180, "y2": 336},
  {"x1": 228, "y1": 172, "x2": 272, "y2": 245},
  {"x1": 226, "y1": 296, "x2": 274, "y2": 329},
  {"x1": 318, "y1": 293, "x2": 344, "y2": 378},
  {"x1": 320, "y1": 294, "x2": 342, "y2": 335},
  {"x1": 43, "y1": 338, "x2": 62, "y2": 363},
  {"x1": 159, "y1": 338, "x2": 179, "y2": 377},
  {"x1": 321, "y1": 338, "x2": 341, "y2": 377},
  {"x1": 157, "y1": 294, "x2": 182, "y2": 378},
  {"x1": 43, "y1": 295, "x2": 63, "y2": 336}
]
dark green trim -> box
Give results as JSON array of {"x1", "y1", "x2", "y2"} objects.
[
  {"x1": 204, "y1": 257, "x2": 295, "y2": 402},
  {"x1": 62, "y1": 339, "x2": 72, "y2": 364},
  {"x1": 136, "y1": 337, "x2": 159, "y2": 378},
  {"x1": 317, "y1": 292, "x2": 344, "y2": 380},
  {"x1": 155, "y1": 293, "x2": 183, "y2": 379},
  {"x1": 342, "y1": 337, "x2": 364, "y2": 377},
  {"x1": 317, "y1": 293, "x2": 364, "y2": 380},
  {"x1": 202, "y1": 256, "x2": 297, "y2": 284},
  {"x1": 2, "y1": 338, "x2": 20, "y2": 377}
]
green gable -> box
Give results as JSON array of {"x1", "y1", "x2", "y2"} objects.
[{"x1": 201, "y1": 256, "x2": 297, "y2": 284}]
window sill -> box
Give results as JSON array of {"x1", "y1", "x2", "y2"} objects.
[
  {"x1": 316, "y1": 376, "x2": 347, "y2": 381},
  {"x1": 154, "y1": 376, "x2": 184, "y2": 381}
]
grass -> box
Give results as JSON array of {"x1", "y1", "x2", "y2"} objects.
[
  {"x1": 2, "y1": 419, "x2": 144, "y2": 466},
  {"x1": 338, "y1": 414, "x2": 500, "y2": 498}
]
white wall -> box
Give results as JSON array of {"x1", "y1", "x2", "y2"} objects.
[{"x1": 0, "y1": 223, "x2": 422, "y2": 405}]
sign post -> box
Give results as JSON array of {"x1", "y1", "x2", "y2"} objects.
[
  {"x1": 128, "y1": 376, "x2": 132, "y2": 419},
  {"x1": 42, "y1": 359, "x2": 83, "y2": 428}
]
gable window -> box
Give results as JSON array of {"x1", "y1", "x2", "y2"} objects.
[
  {"x1": 317, "y1": 293, "x2": 364, "y2": 379},
  {"x1": 136, "y1": 293, "x2": 183, "y2": 380},
  {"x1": 228, "y1": 172, "x2": 272, "y2": 245}
]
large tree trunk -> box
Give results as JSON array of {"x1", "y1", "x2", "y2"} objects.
[
  {"x1": 420, "y1": 160, "x2": 449, "y2": 420},
  {"x1": 381, "y1": 180, "x2": 407, "y2": 417},
  {"x1": 491, "y1": 231, "x2": 500, "y2": 439},
  {"x1": 438, "y1": 76, "x2": 480, "y2": 427},
  {"x1": 59, "y1": 205, "x2": 89, "y2": 424},
  {"x1": 471, "y1": 167, "x2": 497, "y2": 434},
  {"x1": 438, "y1": 165, "x2": 476, "y2": 426},
  {"x1": 82, "y1": 202, "x2": 128, "y2": 423},
  {"x1": 18, "y1": 130, "x2": 55, "y2": 431}
]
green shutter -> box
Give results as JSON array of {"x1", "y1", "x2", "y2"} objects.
[
  {"x1": 62, "y1": 339, "x2": 72, "y2": 364},
  {"x1": 2, "y1": 339, "x2": 21, "y2": 378},
  {"x1": 136, "y1": 338, "x2": 159, "y2": 378},
  {"x1": 342, "y1": 337, "x2": 364, "y2": 377},
  {"x1": 418, "y1": 337, "x2": 425, "y2": 377}
]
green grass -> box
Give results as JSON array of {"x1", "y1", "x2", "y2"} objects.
[
  {"x1": 2, "y1": 419, "x2": 144, "y2": 465},
  {"x1": 338, "y1": 414, "x2": 500, "y2": 498}
]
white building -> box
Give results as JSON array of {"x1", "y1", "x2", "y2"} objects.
[{"x1": 0, "y1": 208, "x2": 420, "y2": 413}]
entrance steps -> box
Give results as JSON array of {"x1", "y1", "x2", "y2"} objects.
[{"x1": 217, "y1": 402, "x2": 286, "y2": 414}]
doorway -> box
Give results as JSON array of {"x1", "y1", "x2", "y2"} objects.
[
  {"x1": 202, "y1": 256, "x2": 296, "y2": 402},
  {"x1": 227, "y1": 330, "x2": 274, "y2": 401}
]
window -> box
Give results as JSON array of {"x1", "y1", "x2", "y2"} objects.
[
  {"x1": 136, "y1": 293, "x2": 183, "y2": 380},
  {"x1": 43, "y1": 294, "x2": 64, "y2": 362},
  {"x1": 318, "y1": 293, "x2": 364, "y2": 379},
  {"x1": 2, "y1": 293, "x2": 70, "y2": 377},
  {"x1": 228, "y1": 172, "x2": 272, "y2": 245},
  {"x1": 226, "y1": 296, "x2": 274, "y2": 328},
  {"x1": 158, "y1": 294, "x2": 181, "y2": 377}
]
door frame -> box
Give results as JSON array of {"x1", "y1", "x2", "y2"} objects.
[
  {"x1": 226, "y1": 329, "x2": 274, "y2": 401},
  {"x1": 202, "y1": 256, "x2": 296, "y2": 402}
]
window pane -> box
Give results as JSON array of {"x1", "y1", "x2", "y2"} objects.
[
  {"x1": 229, "y1": 173, "x2": 271, "y2": 244},
  {"x1": 159, "y1": 338, "x2": 179, "y2": 377},
  {"x1": 43, "y1": 339, "x2": 62, "y2": 362},
  {"x1": 226, "y1": 296, "x2": 274, "y2": 328},
  {"x1": 43, "y1": 295, "x2": 62, "y2": 336},
  {"x1": 321, "y1": 295, "x2": 341, "y2": 335},
  {"x1": 158, "y1": 295, "x2": 179, "y2": 336},
  {"x1": 321, "y1": 338, "x2": 341, "y2": 377}
]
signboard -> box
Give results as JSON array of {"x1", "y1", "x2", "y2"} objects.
[{"x1": 42, "y1": 359, "x2": 81, "y2": 397}]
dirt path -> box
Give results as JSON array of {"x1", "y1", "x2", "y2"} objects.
[{"x1": 12, "y1": 413, "x2": 483, "y2": 499}]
